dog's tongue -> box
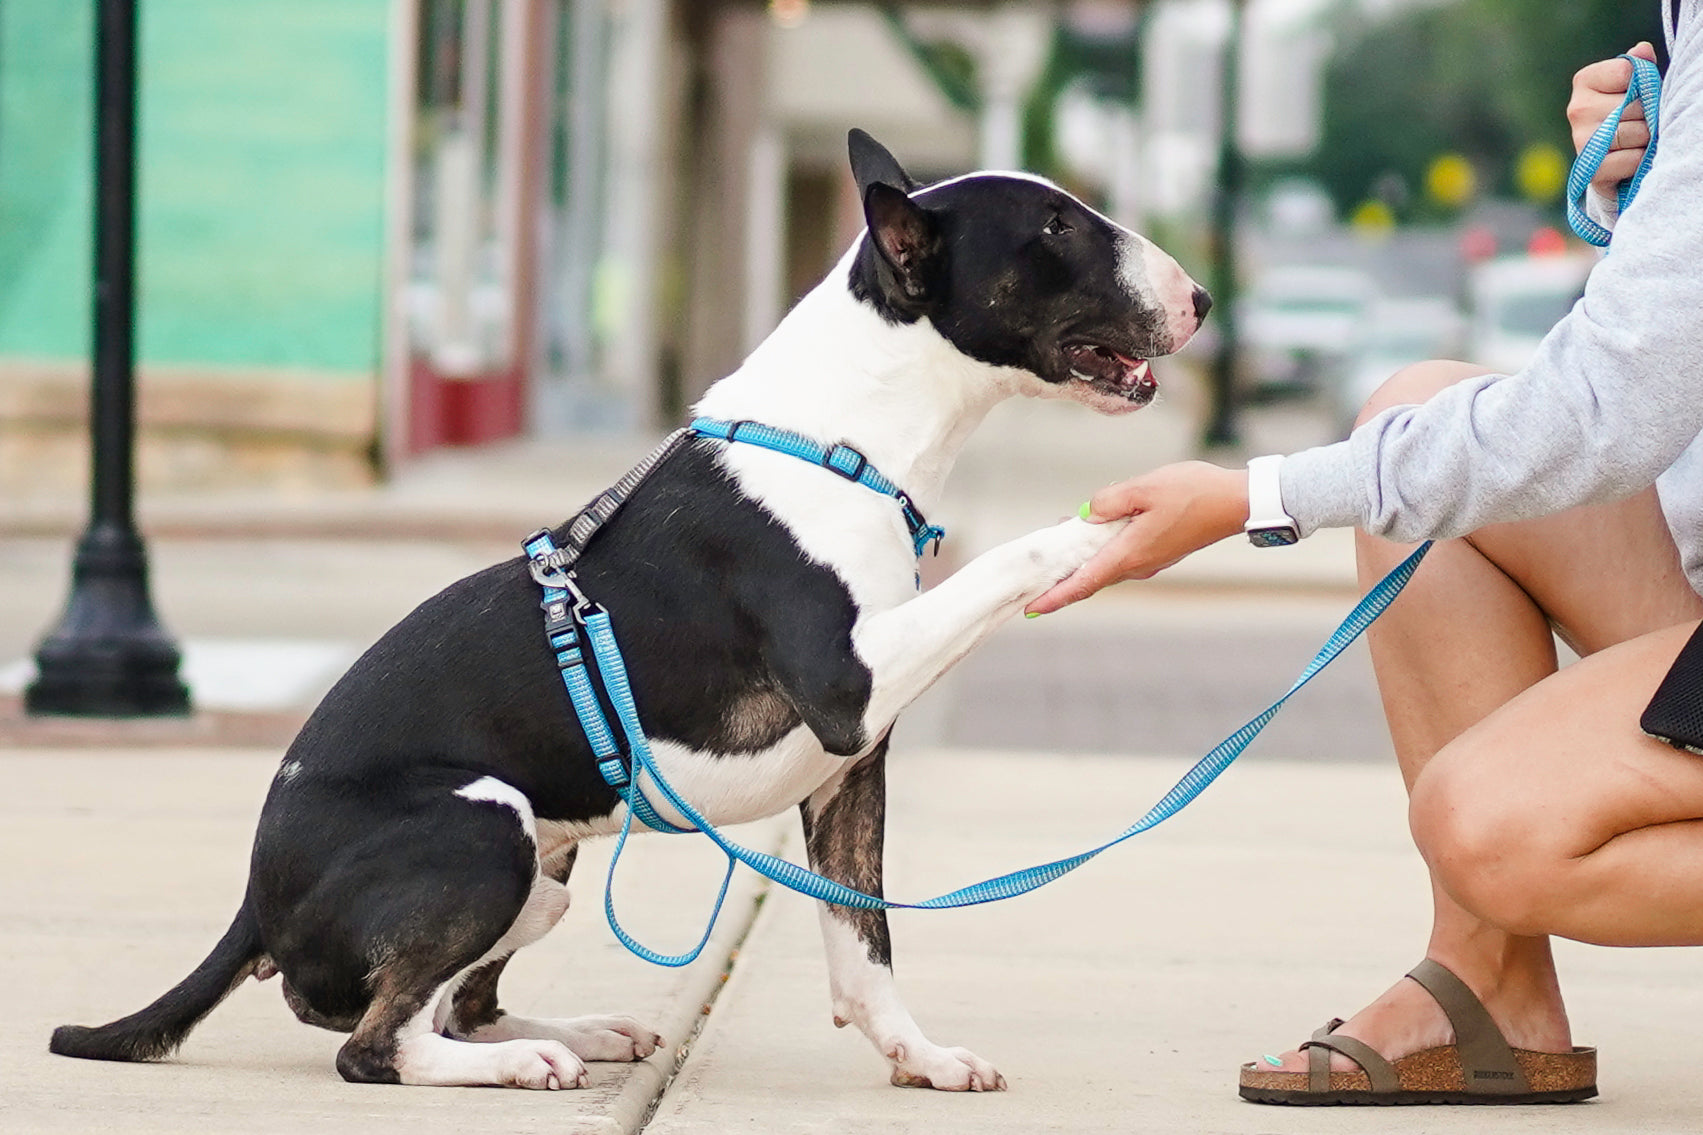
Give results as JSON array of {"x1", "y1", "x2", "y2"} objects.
[{"x1": 1066, "y1": 345, "x2": 1154, "y2": 393}]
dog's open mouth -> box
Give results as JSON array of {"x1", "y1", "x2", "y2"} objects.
[{"x1": 1063, "y1": 343, "x2": 1156, "y2": 405}]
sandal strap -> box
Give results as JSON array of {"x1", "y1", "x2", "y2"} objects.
[
  {"x1": 1301, "y1": 1019, "x2": 1399, "y2": 1094},
  {"x1": 1406, "y1": 959, "x2": 1529, "y2": 1094}
]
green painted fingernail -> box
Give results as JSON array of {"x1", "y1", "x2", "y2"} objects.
[
  {"x1": 1262, "y1": 1054, "x2": 1284, "y2": 1067},
  {"x1": 1078, "y1": 502, "x2": 1092, "y2": 520},
  {"x1": 1025, "y1": 611, "x2": 1043, "y2": 620}
]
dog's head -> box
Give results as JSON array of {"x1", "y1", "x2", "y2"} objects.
[{"x1": 846, "y1": 130, "x2": 1210, "y2": 414}]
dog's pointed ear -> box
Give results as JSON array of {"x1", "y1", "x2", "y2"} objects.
[
  {"x1": 863, "y1": 181, "x2": 940, "y2": 308},
  {"x1": 848, "y1": 128, "x2": 918, "y2": 196}
]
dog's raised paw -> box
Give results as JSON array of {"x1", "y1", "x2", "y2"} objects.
[
  {"x1": 887, "y1": 1041, "x2": 1005, "y2": 1092},
  {"x1": 1008, "y1": 516, "x2": 1129, "y2": 592}
]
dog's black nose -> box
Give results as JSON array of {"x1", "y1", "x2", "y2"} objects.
[{"x1": 1192, "y1": 287, "x2": 1214, "y2": 322}]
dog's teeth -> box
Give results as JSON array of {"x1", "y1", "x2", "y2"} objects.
[{"x1": 1070, "y1": 370, "x2": 1093, "y2": 382}]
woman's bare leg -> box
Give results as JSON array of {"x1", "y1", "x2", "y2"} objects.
[{"x1": 1259, "y1": 360, "x2": 1703, "y2": 1073}]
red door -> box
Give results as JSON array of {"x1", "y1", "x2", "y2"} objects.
[{"x1": 399, "y1": 0, "x2": 548, "y2": 453}]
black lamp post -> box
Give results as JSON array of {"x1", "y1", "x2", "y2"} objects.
[
  {"x1": 1202, "y1": 0, "x2": 1246, "y2": 448},
  {"x1": 27, "y1": 0, "x2": 190, "y2": 717}
]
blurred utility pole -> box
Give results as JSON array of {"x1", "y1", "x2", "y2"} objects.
[
  {"x1": 1203, "y1": 0, "x2": 1246, "y2": 448},
  {"x1": 28, "y1": 0, "x2": 190, "y2": 717}
]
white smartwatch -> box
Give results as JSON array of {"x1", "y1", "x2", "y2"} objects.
[{"x1": 1244, "y1": 455, "x2": 1300, "y2": 548}]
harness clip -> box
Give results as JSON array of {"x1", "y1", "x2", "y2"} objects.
[
  {"x1": 822, "y1": 444, "x2": 868, "y2": 483},
  {"x1": 528, "y1": 558, "x2": 602, "y2": 616}
]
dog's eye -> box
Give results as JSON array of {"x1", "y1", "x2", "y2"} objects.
[{"x1": 1042, "y1": 215, "x2": 1073, "y2": 237}]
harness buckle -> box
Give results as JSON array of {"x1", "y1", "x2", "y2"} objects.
[
  {"x1": 598, "y1": 755, "x2": 632, "y2": 790},
  {"x1": 822, "y1": 444, "x2": 868, "y2": 483},
  {"x1": 542, "y1": 598, "x2": 576, "y2": 635},
  {"x1": 895, "y1": 490, "x2": 945, "y2": 556}
]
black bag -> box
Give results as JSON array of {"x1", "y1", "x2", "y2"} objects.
[{"x1": 1642, "y1": 621, "x2": 1703, "y2": 755}]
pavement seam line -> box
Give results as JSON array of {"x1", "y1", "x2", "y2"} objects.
[
  {"x1": 605, "y1": 825, "x2": 786, "y2": 1134},
  {"x1": 634, "y1": 889, "x2": 771, "y2": 1132}
]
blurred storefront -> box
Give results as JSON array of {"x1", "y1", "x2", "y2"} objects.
[
  {"x1": 0, "y1": 1, "x2": 393, "y2": 495},
  {"x1": 0, "y1": 1, "x2": 1104, "y2": 496}
]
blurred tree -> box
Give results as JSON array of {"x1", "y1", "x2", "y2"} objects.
[{"x1": 1288, "y1": 0, "x2": 1662, "y2": 219}]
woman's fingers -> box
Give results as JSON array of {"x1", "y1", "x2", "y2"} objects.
[
  {"x1": 1569, "y1": 43, "x2": 1659, "y2": 158},
  {"x1": 1028, "y1": 462, "x2": 1249, "y2": 615},
  {"x1": 1613, "y1": 119, "x2": 1653, "y2": 149},
  {"x1": 1592, "y1": 149, "x2": 1649, "y2": 190},
  {"x1": 1084, "y1": 479, "x2": 1149, "y2": 524}
]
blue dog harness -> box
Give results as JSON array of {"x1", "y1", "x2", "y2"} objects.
[
  {"x1": 525, "y1": 419, "x2": 1432, "y2": 967},
  {"x1": 688, "y1": 418, "x2": 945, "y2": 558}
]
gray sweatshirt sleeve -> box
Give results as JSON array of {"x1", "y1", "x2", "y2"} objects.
[{"x1": 1281, "y1": 14, "x2": 1703, "y2": 542}]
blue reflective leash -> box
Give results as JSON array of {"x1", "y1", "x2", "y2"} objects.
[
  {"x1": 1568, "y1": 53, "x2": 1662, "y2": 247},
  {"x1": 525, "y1": 436, "x2": 1432, "y2": 965}
]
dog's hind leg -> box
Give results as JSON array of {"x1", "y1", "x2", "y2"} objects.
[
  {"x1": 438, "y1": 846, "x2": 664, "y2": 1064},
  {"x1": 799, "y1": 740, "x2": 1005, "y2": 1092},
  {"x1": 325, "y1": 778, "x2": 589, "y2": 1088}
]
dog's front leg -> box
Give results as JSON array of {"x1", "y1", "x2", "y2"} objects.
[
  {"x1": 853, "y1": 517, "x2": 1124, "y2": 737},
  {"x1": 799, "y1": 738, "x2": 1005, "y2": 1091}
]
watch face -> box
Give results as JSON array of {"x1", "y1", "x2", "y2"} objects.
[{"x1": 1248, "y1": 526, "x2": 1300, "y2": 548}]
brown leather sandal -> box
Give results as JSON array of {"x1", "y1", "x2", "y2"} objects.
[{"x1": 1238, "y1": 959, "x2": 1597, "y2": 1105}]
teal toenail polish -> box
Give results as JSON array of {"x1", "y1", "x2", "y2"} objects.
[
  {"x1": 1262, "y1": 1054, "x2": 1284, "y2": 1067},
  {"x1": 1078, "y1": 502, "x2": 1092, "y2": 520}
]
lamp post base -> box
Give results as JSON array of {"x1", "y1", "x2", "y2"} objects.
[{"x1": 25, "y1": 521, "x2": 190, "y2": 718}]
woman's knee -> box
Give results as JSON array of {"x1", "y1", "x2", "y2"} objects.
[
  {"x1": 1409, "y1": 746, "x2": 1569, "y2": 936},
  {"x1": 1355, "y1": 359, "x2": 1493, "y2": 430}
]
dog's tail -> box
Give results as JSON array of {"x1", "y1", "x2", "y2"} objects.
[{"x1": 50, "y1": 901, "x2": 265, "y2": 1062}]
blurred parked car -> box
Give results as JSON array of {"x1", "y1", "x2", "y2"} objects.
[
  {"x1": 1467, "y1": 254, "x2": 1596, "y2": 375},
  {"x1": 1333, "y1": 296, "x2": 1466, "y2": 433},
  {"x1": 1239, "y1": 265, "x2": 1380, "y2": 399}
]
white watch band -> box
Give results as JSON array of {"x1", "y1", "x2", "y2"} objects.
[{"x1": 1244, "y1": 454, "x2": 1299, "y2": 543}]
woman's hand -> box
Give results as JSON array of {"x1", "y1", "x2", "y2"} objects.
[
  {"x1": 1025, "y1": 461, "x2": 1249, "y2": 615},
  {"x1": 1568, "y1": 41, "x2": 1659, "y2": 193}
]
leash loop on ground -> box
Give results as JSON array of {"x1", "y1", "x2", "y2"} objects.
[{"x1": 1568, "y1": 53, "x2": 1662, "y2": 247}]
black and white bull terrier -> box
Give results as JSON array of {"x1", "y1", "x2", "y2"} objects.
[{"x1": 51, "y1": 131, "x2": 1209, "y2": 1092}]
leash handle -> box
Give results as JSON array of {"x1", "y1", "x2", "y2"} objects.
[
  {"x1": 1568, "y1": 53, "x2": 1662, "y2": 247},
  {"x1": 579, "y1": 542, "x2": 1433, "y2": 962}
]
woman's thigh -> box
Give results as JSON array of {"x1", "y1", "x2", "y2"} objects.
[
  {"x1": 1413, "y1": 619, "x2": 1703, "y2": 944},
  {"x1": 1361, "y1": 359, "x2": 1703, "y2": 655},
  {"x1": 1469, "y1": 488, "x2": 1703, "y2": 656}
]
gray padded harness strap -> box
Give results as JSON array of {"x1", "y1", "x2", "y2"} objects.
[
  {"x1": 1407, "y1": 959, "x2": 1530, "y2": 1094},
  {"x1": 1302, "y1": 1018, "x2": 1399, "y2": 1094},
  {"x1": 530, "y1": 429, "x2": 692, "y2": 573}
]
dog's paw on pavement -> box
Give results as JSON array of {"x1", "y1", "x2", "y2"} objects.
[{"x1": 887, "y1": 1040, "x2": 1007, "y2": 1092}]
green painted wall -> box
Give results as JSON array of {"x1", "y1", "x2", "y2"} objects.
[{"x1": 0, "y1": 0, "x2": 391, "y2": 376}]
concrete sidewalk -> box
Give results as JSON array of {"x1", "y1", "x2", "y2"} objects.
[
  {"x1": 645, "y1": 750, "x2": 1703, "y2": 1135},
  {"x1": 7, "y1": 747, "x2": 1702, "y2": 1133},
  {"x1": 2, "y1": 746, "x2": 780, "y2": 1135}
]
